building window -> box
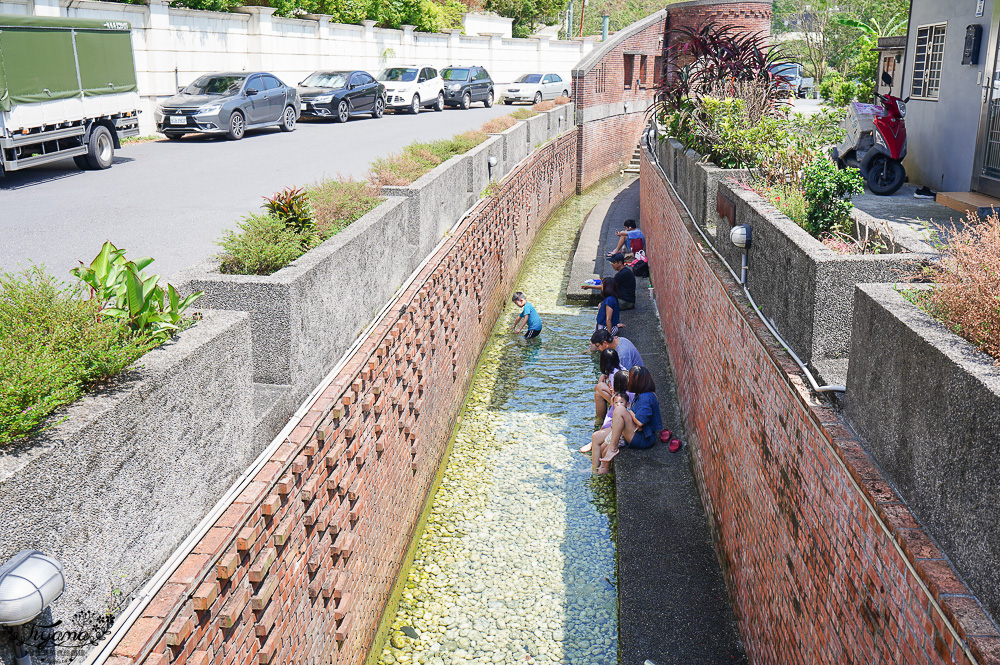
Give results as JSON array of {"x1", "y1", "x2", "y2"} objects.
[
  {"x1": 624, "y1": 55, "x2": 634, "y2": 90},
  {"x1": 911, "y1": 23, "x2": 947, "y2": 100},
  {"x1": 653, "y1": 55, "x2": 663, "y2": 85},
  {"x1": 639, "y1": 55, "x2": 648, "y2": 87},
  {"x1": 596, "y1": 65, "x2": 607, "y2": 94}
]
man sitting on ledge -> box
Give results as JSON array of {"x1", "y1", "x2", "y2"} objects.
[
  {"x1": 590, "y1": 329, "x2": 644, "y2": 424},
  {"x1": 582, "y1": 253, "x2": 636, "y2": 310}
]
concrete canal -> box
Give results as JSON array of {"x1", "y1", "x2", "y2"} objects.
[{"x1": 377, "y1": 177, "x2": 627, "y2": 665}]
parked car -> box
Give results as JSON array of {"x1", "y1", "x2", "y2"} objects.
[
  {"x1": 297, "y1": 70, "x2": 386, "y2": 122},
  {"x1": 499, "y1": 73, "x2": 569, "y2": 105},
  {"x1": 769, "y1": 63, "x2": 814, "y2": 98},
  {"x1": 376, "y1": 65, "x2": 444, "y2": 113},
  {"x1": 155, "y1": 72, "x2": 299, "y2": 140},
  {"x1": 0, "y1": 15, "x2": 140, "y2": 174},
  {"x1": 441, "y1": 66, "x2": 495, "y2": 109}
]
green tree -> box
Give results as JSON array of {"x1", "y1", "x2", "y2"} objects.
[{"x1": 486, "y1": 0, "x2": 568, "y2": 37}]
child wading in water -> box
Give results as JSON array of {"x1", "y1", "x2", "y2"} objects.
[{"x1": 511, "y1": 292, "x2": 542, "y2": 340}]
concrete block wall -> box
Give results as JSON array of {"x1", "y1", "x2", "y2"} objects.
[
  {"x1": 847, "y1": 283, "x2": 1000, "y2": 623},
  {"x1": 640, "y1": 142, "x2": 1000, "y2": 665},
  {"x1": 0, "y1": 0, "x2": 597, "y2": 134},
  {"x1": 96, "y1": 130, "x2": 579, "y2": 665},
  {"x1": 714, "y1": 180, "x2": 930, "y2": 364},
  {"x1": 0, "y1": 311, "x2": 256, "y2": 664}
]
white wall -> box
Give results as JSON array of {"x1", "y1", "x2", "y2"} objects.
[
  {"x1": 0, "y1": 0, "x2": 596, "y2": 133},
  {"x1": 462, "y1": 12, "x2": 511, "y2": 38}
]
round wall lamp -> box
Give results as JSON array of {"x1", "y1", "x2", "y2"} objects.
[
  {"x1": 487, "y1": 154, "x2": 498, "y2": 179},
  {"x1": 0, "y1": 550, "x2": 65, "y2": 665}
]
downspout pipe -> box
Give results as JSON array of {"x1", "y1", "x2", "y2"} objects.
[{"x1": 642, "y1": 127, "x2": 846, "y2": 394}]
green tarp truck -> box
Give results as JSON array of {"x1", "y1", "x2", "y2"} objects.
[{"x1": 0, "y1": 14, "x2": 140, "y2": 173}]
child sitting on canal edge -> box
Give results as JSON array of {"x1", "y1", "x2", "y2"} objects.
[{"x1": 511, "y1": 292, "x2": 542, "y2": 340}]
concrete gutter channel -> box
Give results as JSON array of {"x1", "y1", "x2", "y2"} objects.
[{"x1": 569, "y1": 179, "x2": 747, "y2": 664}]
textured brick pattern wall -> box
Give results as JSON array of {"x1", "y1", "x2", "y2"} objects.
[
  {"x1": 665, "y1": 1, "x2": 771, "y2": 41},
  {"x1": 104, "y1": 131, "x2": 579, "y2": 665},
  {"x1": 639, "y1": 145, "x2": 1000, "y2": 665}
]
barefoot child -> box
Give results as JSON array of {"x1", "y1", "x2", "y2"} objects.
[{"x1": 510, "y1": 292, "x2": 542, "y2": 340}]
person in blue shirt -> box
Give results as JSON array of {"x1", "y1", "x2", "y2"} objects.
[
  {"x1": 606, "y1": 218, "x2": 645, "y2": 256},
  {"x1": 591, "y1": 365, "x2": 662, "y2": 474},
  {"x1": 511, "y1": 292, "x2": 542, "y2": 340},
  {"x1": 595, "y1": 279, "x2": 620, "y2": 337}
]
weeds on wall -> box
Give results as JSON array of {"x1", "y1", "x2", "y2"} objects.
[
  {"x1": 0, "y1": 269, "x2": 158, "y2": 446},
  {"x1": 219, "y1": 104, "x2": 566, "y2": 275},
  {"x1": 908, "y1": 212, "x2": 1000, "y2": 361}
]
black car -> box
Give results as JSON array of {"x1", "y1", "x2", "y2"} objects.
[
  {"x1": 441, "y1": 66, "x2": 495, "y2": 109},
  {"x1": 297, "y1": 70, "x2": 386, "y2": 122}
]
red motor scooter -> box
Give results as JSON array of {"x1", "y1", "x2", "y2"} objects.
[{"x1": 831, "y1": 71, "x2": 909, "y2": 195}]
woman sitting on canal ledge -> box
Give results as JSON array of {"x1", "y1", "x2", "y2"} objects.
[{"x1": 589, "y1": 366, "x2": 662, "y2": 475}]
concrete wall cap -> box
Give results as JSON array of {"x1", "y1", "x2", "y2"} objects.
[{"x1": 572, "y1": 9, "x2": 667, "y2": 76}]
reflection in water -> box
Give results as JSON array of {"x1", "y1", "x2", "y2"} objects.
[{"x1": 379, "y1": 178, "x2": 625, "y2": 665}]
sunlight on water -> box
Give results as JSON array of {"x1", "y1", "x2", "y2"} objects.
[{"x1": 378, "y1": 177, "x2": 626, "y2": 665}]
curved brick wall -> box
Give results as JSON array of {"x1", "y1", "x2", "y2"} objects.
[
  {"x1": 571, "y1": 0, "x2": 771, "y2": 192},
  {"x1": 640, "y1": 140, "x2": 1000, "y2": 664},
  {"x1": 100, "y1": 132, "x2": 580, "y2": 665}
]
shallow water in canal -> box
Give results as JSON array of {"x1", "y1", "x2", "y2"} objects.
[{"x1": 377, "y1": 177, "x2": 627, "y2": 665}]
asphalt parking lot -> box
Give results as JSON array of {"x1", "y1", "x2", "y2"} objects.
[{"x1": 0, "y1": 102, "x2": 519, "y2": 279}]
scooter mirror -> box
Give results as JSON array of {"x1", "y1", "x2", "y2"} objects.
[{"x1": 881, "y1": 71, "x2": 893, "y2": 87}]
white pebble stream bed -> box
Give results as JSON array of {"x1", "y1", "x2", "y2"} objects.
[{"x1": 378, "y1": 177, "x2": 626, "y2": 665}]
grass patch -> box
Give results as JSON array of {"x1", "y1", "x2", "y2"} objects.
[
  {"x1": 0, "y1": 268, "x2": 159, "y2": 446},
  {"x1": 219, "y1": 213, "x2": 313, "y2": 276},
  {"x1": 369, "y1": 129, "x2": 488, "y2": 188},
  {"x1": 121, "y1": 135, "x2": 162, "y2": 145},
  {"x1": 309, "y1": 178, "x2": 383, "y2": 238},
  {"x1": 751, "y1": 179, "x2": 808, "y2": 227}
]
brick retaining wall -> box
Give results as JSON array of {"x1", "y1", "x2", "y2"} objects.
[
  {"x1": 104, "y1": 131, "x2": 579, "y2": 665},
  {"x1": 640, "y1": 143, "x2": 1000, "y2": 664}
]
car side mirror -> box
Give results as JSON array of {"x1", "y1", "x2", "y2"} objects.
[
  {"x1": 246, "y1": 87, "x2": 259, "y2": 96},
  {"x1": 177, "y1": 86, "x2": 184, "y2": 93},
  {"x1": 881, "y1": 71, "x2": 893, "y2": 86},
  {"x1": 419, "y1": 77, "x2": 426, "y2": 83}
]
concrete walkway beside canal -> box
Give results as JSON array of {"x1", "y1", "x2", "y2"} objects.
[{"x1": 575, "y1": 179, "x2": 747, "y2": 665}]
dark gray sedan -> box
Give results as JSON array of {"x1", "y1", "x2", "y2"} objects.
[
  {"x1": 297, "y1": 70, "x2": 386, "y2": 122},
  {"x1": 155, "y1": 72, "x2": 300, "y2": 140}
]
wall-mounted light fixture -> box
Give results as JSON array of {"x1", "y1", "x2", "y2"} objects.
[
  {"x1": 729, "y1": 224, "x2": 751, "y2": 284},
  {"x1": 0, "y1": 550, "x2": 65, "y2": 665},
  {"x1": 487, "y1": 154, "x2": 498, "y2": 179}
]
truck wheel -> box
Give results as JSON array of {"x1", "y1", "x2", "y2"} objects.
[
  {"x1": 85, "y1": 126, "x2": 114, "y2": 170},
  {"x1": 227, "y1": 111, "x2": 246, "y2": 140}
]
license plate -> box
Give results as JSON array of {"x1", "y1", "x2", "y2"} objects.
[
  {"x1": 169, "y1": 116, "x2": 186, "y2": 125},
  {"x1": 300, "y1": 103, "x2": 307, "y2": 111}
]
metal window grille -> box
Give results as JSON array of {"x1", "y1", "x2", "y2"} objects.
[{"x1": 911, "y1": 23, "x2": 947, "y2": 100}]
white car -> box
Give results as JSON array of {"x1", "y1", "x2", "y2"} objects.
[
  {"x1": 499, "y1": 73, "x2": 570, "y2": 105},
  {"x1": 376, "y1": 65, "x2": 445, "y2": 113}
]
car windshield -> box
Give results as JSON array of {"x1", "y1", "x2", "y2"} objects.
[
  {"x1": 515, "y1": 74, "x2": 543, "y2": 83},
  {"x1": 301, "y1": 72, "x2": 348, "y2": 88},
  {"x1": 183, "y1": 75, "x2": 246, "y2": 96},
  {"x1": 378, "y1": 68, "x2": 419, "y2": 82},
  {"x1": 769, "y1": 64, "x2": 798, "y2": 77},
  {"x1": 441, "y1": 68, "x2": 470, "y2": 81}
]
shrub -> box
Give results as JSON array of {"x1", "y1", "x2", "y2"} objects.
[
  {"x1": 481, "y1": 115, "x2": 518, "y2": 133},
  {"x1": 817, "y1": 72, "x2": 843, "y2": 102},
  {"x1": 801, "y1": 157, "x2": 864, "y2": 237},
  {"x1": 917, "y1": 213, "x2": 1000, "y2": 360},
  {"x1": 673, "y1": 96, "x2": 790, "y2": 170},
  {"x1": 71, "y1": 242, "x2": 202, "y2": 342},
  {"x1": 512, "y1": 107, "x2": 539, "y2": 120},
  {"x1": 219, "y1": 213, "x2": 315, "y2": 275},
  {"x1": 308, "y1": 178, "x2": 383, "y2": 238},
  {"x1": 554, "y1": 95, "x2": 571, "y2": 105},
  {"x1": 0, "y1": 268, "x2": 158, "y2": 446},
  {"x1": 264, "y1": 186, "x2": 315, "y2": 236},
  {"x1": 832, "y1": 79, "x2": 859, "y2": 107}
]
